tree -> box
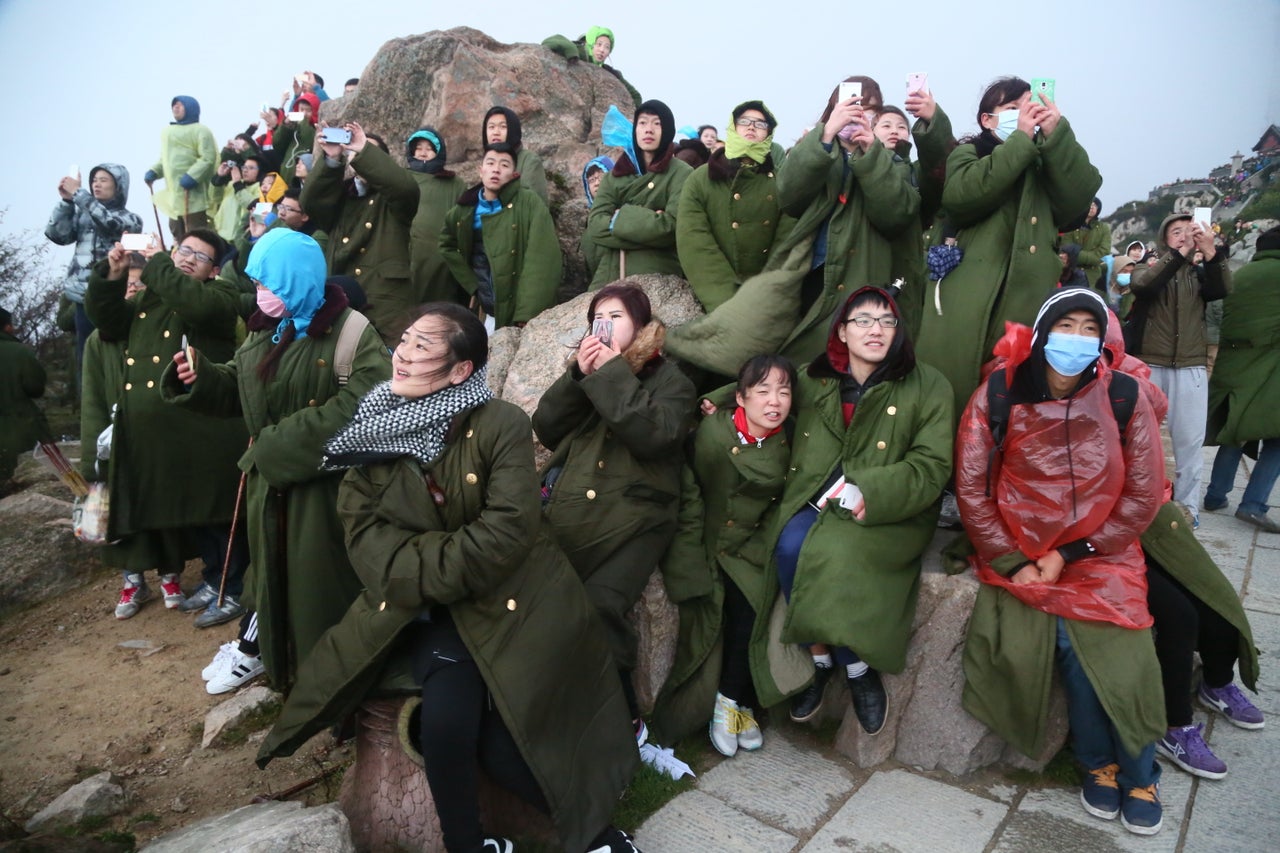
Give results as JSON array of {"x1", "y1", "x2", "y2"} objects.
[{"x1": 0, "y1": 209, "x2": 66, "y2": 365}]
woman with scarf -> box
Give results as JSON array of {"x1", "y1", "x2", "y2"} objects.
[
  {"x1": 957, "y1": 287, "x2": 1166, "y2": 836},
  {"x1": 533, "y1": 283, "x2": 697, "y2": 743},
  {"x1": 162, "y1": 228, "x2": 390, "y2": 690},
  {"x1": 586, "y1": 100, "x2": 692, "y2": 288},
  {"x1": 480, "y1": 107, "x2": 548, "y2": 203},
  {"x1": 259, "y1": 302, "x2": 642, "y2": 853},
  {"x1": 405, "y1": 127, "x2": 466, "y2": 305},
  {"x1": 770, "y1": 286, "x2": 952, "y2": 733},
  {"x1": 676, "y1": 101, "x2": 790, "y2": 313}
]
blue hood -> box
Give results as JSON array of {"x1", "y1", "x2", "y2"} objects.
[
  {"x1": 245, "y1": 229, "x2": 327, "y2": 341},
  {"x1": 581, "y1": 155, "x2": 614, "y2": 207},
  {"x1": 171, "y1": 95, "x2": 200, "y2": 124}
]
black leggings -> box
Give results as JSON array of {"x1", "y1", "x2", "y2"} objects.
[
  {"x1": 417, "y1": 649, "x2": 547, "y2": 852},
  {"x1": 1147, "y1": 559, "x2": 1241, "y2": 727},
  {"x1": 718, "y1": 578, "x2": 758, "y2": 709}
]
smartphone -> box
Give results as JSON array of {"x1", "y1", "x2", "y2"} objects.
[
  {"x1": 68, "y1": 164, "x2": 80, "y2": 180},
  {"x1": 1030, "y1": 78, "x2": 1056, "y2": 104},
  {"x1": 259, "y1": 102, "x2": 271, "y2": 114},
  {"x1": 1193, "y1": 207, "x2": 1212, "y2": 227},
  {"x1": 121, "y1": 234, "x2": 150, "y2": 251},
  {"x1": 838, "y1": 81, "x2": 863, "y2": 104},
  {"x1": 295, "y1": 74, "x2": 307, "y2": 86},
  {"x1": 591, "y1": 318, "x2": 613, "y2": 346},
  {"x1": 180, "y1": 334, "x2": 196, "y2": 374},
  {"x1": 906, "y1": 72, "x2": 929, "y2": 95},
  {"x1": 286, "y1": 111, "x2": 305, "y2": 123},
  {"x1": 254, "y1": 202, "x2": 274, "y2": 217},
  {"x1": 320, "y1": 126, "x2": 353, "y2": 145}
]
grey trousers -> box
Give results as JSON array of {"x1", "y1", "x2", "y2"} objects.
[{"x1": 1148, "y1": 365, "x2": 1208, "y2": 513}]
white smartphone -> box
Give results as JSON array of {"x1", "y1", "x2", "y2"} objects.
[
  {"x1": 907, "y1": 72, "x2": 929, "y2": 94},
  {"x1": 253, "y1": 202, "x2": 274, "y2": 217},
  {"x1": 286, "y1": 111, "x2": 305, "y2": 123},
  {"x1": 68, "y1": 164, "x2": 80, "y2": 180},
  {"x1": 838, "y1": 81, "x2": 862, "y2": 103},
  {"x1": 121, "y1": 234, "x2": 151, "y2": 251},
  {"x1": 1193, "y1": 207, "x2": 1212, "y2": 228}
]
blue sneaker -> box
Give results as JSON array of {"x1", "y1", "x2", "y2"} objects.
[
  {"x1": 1120, "y1": 783, "x2": 1163, "y2": 835},
  {"x1": 1079, "y1": 763, "x2": 1120, "y2": 820}
]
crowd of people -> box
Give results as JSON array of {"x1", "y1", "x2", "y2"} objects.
[{"x1": 4, "y1": 27, "x2": 1274, "y2": 852}]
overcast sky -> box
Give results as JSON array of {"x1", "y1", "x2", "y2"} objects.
[{"x1": 2, "y1": 0, "x2": 1277, "y2": 277}]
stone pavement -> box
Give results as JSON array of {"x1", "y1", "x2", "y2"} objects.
[{"x1": 636, "y1": 446, "x2": 1278, "y2": 852}]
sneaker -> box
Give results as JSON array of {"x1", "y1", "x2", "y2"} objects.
[
  {"x1": 586, "y1": 826, "x2": 641, "y2": 853},
  {"x1": 193, "y1": 594, "x2": 245, "y2": 629},
  {"x1": 790, "y1": 663, "x2": 833, "y2": 722},
  {"x1": 481, "y1": 839, "x2": 514, "y2": 853},
  {"x1": 206, "y1": 649, "x2": 264, "y2": 695},
  {"x1": 1199, "y1": 682, "x2": 1266, "y2": 729},
  {"x1": 179, "y1": 582, "x2": 218, "y2": 613},
  {"x1": 1236, "y1": 508, "x2": 1280, "y2": 533},
  {"x1": 847, "y1": 669, "x2": 887, "y2": 735},
  {"x1": 160, "y1": 574, "x2": 185, "y2": 609},
  {"x1": 634, "y1": 718, "x2": 648, "y2": 748},
  {"x1": 709, "y1": 693, "x2": 740, "y2": 757},
  {"x1": 1079, "y1": 763, "x2": 1121, "y2": 820},
  {"x1": 115, "y1": 574, "x2": 152, "y2": 620},
  {"x1": 1120, "y1": 783, "x2": 1163, "y2": 835},
  {"x1": 1157, "y1": 723, "x2": 1227, "y2": 779},
  {"x1": 737, "y1": 705, "x2": 763, "y2": 752},
  {"x1": 201, "y1": 642, "x2": 239, "y2": 681}
]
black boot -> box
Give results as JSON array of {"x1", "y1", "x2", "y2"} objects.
[
  {"x1": 790, "y1": 663, "x2": 833, "y2": 722},
  {"x1": 847, "y1": 668, "x2": 887, "y2": 734}
]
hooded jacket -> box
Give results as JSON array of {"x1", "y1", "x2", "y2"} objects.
[
  {"x1": 1057, "y1": 195, "x2": 1112, "y2": 283},
  {"x1": 1127, "y1": 212, "x2": 1231, "y2": 367},
  {"x1": 45, "y1": 164, "x2": 143, "y2": 303},
  {"x1": 480, "y1": 108, "x2": 548, "y2": 202},
  {"x1": 150, "y1": 97, "x2": 219, "y2": 218},
  {"x1": 405, "y1": 128, "x2": 467, "y2": 304}
]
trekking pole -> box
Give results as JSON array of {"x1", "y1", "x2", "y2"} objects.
[
  {"x1": 146, "y1": 184, "x2": 168, "y2": 252},
  {"x1": 217, "y1": 437, "x2": 251, "y2": 608},
  {"x1": 183, "y1": 189, "x2": 191, "y2": 236}
]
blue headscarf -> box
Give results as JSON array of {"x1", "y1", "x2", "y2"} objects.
[
  {"x1": 245, "y1": 229, "x2": 327, "y2": 343},
  {"x1": 171, "y1": 95, "x2": 200, "y2": 124},
  {"x1": 581, "y1": 155, "x2": 615, "y2": 207}
]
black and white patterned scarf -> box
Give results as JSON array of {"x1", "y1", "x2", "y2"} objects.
[{"x1": 321, "y1": 367, "x2": 492, "y2": 470}]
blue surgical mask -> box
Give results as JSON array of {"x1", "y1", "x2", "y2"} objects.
[
  {"x1": 1044, "y1": 332, "x2": 1101, "y2": 377},
  {"x1": 1116, "y1": 273, "x2": 1131, "y2": 286},
  {"x1": 993, "y1": 109, "x2": 1019, "y2": 142}
]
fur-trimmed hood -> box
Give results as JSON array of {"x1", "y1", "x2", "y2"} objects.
[{"x1": 569, "y1": 320, "x2": 667, "y2": 376}]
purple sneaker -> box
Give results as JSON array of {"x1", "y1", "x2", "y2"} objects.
[
  {"x1": 1157, "y1": 723, "x2": 1227, "y2": 779},
  {"x1": 1199, "y1": 682, "x2": 1266, "y2": 730}
]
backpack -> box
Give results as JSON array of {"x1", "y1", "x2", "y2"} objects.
[
  {"x1": 332, "y1": 310, "x2": 372, "y2": 386},
  {"x1": 986, "y1": 367, "x2": 1139, "y2": 451}
]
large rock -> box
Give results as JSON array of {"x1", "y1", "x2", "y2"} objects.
[
  {"x1": 24, "y1": 772, "x2": 126, "y2": 833},
  {"x1": 140, "y1": 802, "x2": 353, "y2": 853},
  {"x1": 202, "y1": 686, "x2": 283, "y2": 749},
  {"x1": 0, "y1": 482, "x2": 100, "y2": 616}
]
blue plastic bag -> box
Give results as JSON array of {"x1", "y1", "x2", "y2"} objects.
[{"x1": 602, "y1": 105, "x2": 638, "y2": 173}]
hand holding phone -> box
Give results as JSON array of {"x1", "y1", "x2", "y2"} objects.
[
  {"x1": 591, "y1": 318, "x2": 613, "y2": 347},
  {"x1": 121, "y1": 233, "x2": 152, "y2": 251},
  {"x1": 1030, "y1": 78, "x2": 1056, "y2": 105},
  {"x1": 838, "y1": 81, "x2": 862, "y2": 104},
  {"x1": 1193, "y1": 207, "x2": 1212, "y2": 228},
  {"x1": 320, "y1": 126, "x2": 353, "y2": 145},
  {"x1": 906, "y1": 72, "x2": 929, "y2": 95}
]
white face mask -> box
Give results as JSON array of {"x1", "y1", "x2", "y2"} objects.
[{"x1": 993, "y1": 109, "x2": 1019, "y2": 142}]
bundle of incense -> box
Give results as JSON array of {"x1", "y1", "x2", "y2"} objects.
[{"x1": 33, "y1": 441, "x2": 91, "y2": 498}]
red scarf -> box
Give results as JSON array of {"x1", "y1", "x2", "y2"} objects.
[{"x1": 733, "y1": 406, "x2": 782, "y2": 445}]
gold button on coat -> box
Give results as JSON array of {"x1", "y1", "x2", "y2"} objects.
[
  {"x1": 586, "y1": 489, "x2": 597, "y2": 500},
  {"x1": 725, "y1": 520, "x2": 734, "y2": 528},
  {"x1": 506, "y1": 599, "x2": 517, "y2": 612},
  {"x1": 308, "y1": 398, "x2": 318, "y2": 406},
  {"x1": 466, "y1": 429, "x2": 474, "y2": 438},
  {"x1": 126, "y1": 357, "x2": 135, "y2": 365},
  {"x1": 342, "y1": 237, "x2": 350, "y2": 244},
  {"x1": 647, "y1": 181, "x2": 655, "y2": 189},
  {"x1": 124, "y1": 382, "x2": 132, "y2": 390},
  {"x1": 364, "y1": 222, "x2": 373, "y2": 229},
  {"x1": 146, "y1": 380, "x2": 155, "y2": 388},
  {"x1": 1029, "y1": 245, "x2": 1037, "y2": 254},
  {"x1": 876, "y1": 440, "x2": 887, "y2": 450},
  {"x1": 465, "y1": 473, "x2": 478, "y2": 484},
  {"x1": 733, "y1": 192, "x2": 741, "y2": 200},
  {"x1": 730, "y1": 447, "x2": 739, "y2": 455},
  {"x1": 163, "y1": 330, "x2": 171, "y2": 338},
  {"x1": 887, "y1": 406, "x2": 897, "y2": 415},
  {"x1": 316, "y1": 358, "x2": 327, "y2": 367},
  {"x1": 1171, "y1": 521, "x2": 1179, "y2": 530},
  {"x1": 379, "y1": 601, "x2": 386, "y2": 611},
  {"x1": 1030, "y1": 216, "x2": 1038, "y2": 225},
  {"x1": 138, "y1": 311, "x2": 147, "y2": 319},
  {"x1": 597, "y1": 460, "x2": 606, "y2": 468}
]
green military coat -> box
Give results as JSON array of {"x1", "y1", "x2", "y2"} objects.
[
  {"x1": 408, "y1": 170, "x2": 466, "y2": 305},
  {"x1": 161, "y1": 288, "x2": 391, "y2": 688},
  {"x1": 84, "y1": 256, "x2": 248, "y2": 538},
  {"x1": 585, "y1": 155, "x2": 693, "y2": 288},
  {"x1": 258, "y1": 400, "x2": 637, "y2": 852},
  {"x1": 438, "y1": 178, "x2": 563, "y2": 328},
  {"x1": 916, "y1": 118, "x2": 1101, "y2": 416},
  {"x1": 302, "y1": 144, "x2": 420, "y2": 345},
  {"x1": 1207, "y1": 248, "x2": 1279, "y2": 445},
  {"x1": 0, "y1": 330, "x2": 49, "y2": 480}
]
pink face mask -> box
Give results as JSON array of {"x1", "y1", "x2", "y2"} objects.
[{"x1": 256, "y1": 288, "x2": 287, "y2": 317}]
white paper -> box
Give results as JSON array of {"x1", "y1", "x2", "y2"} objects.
[{"x1": 639, "y1": 742, "x2": 696, "y2": 780}]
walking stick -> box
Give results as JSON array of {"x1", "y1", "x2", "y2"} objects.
[
  {"x1": 146, "y1": 183, "x2": 168, "y2": 252},
  {"x1": 183, "y1": 188, "x2": 191, "y2": 236},
  {"x1": 619, "y1": 248, "x2": 627, "y2": 280},
  {"x1": 217, "y1": 437, "x2": 252, "y2": 608}
]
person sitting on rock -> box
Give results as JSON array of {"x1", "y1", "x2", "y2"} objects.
[
  {"x1": 404, "y1": 127, "x2": 465, "y2": 306},
  {"x1": 480, "y1": 107, "x2": 548, "y2": 203},
  {"x1": 580, "y1": 155, "x2": 615, "y2": 282},
  {"x1": 0, "y1": 306, "x2": 50, "y2": 489},
  {"x1": 542, "y1": 25, "x2": 641, "y2": 109},
  {"x1": 438, "y1": 143, "x2": 562, "y2": 331},
  {"x1": 771, "y1": 286, "x2": 953, "y2": 735},
  {"x1": 585, "y1": 100, "x2": 693, "y2": 289},
  {"x1": 534, "y1": 283, "x2": 697, "y2": 749}
]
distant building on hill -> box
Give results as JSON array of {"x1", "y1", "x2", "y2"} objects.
[{"x1": 1252, "y1": 124, "x2": 1280, "y2": 155}]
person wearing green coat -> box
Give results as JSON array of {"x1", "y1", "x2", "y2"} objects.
[
  {"x1": 1057, "y1": 196, "x2": 1113, "y2": 292},
  {"x1": 260, "y1": 303, "x2": 640, "y2": 853},
  {"x1": 771, "y1": 287, "x2": 953, "y2": 735},
  {"x1": 270, "y1": 92, "x2": 319, "y2": 182},
  {"x1": 586, "y1": 100, "x2": 692, "y2": 288},
  {"x1": 915, "y1": 77, "x2": 1102, "y2": 418},
  {"x1": 85, "y1": 230, "x2": 251, "y2": 621},
  {"x1": 480, "y1": 107, "x2": 548, "y2": 204},
  {"x1": 404, "y1": 127, "x2": 466, "y2": 305},
  {"x1": 302, "y1": 122, "x2": 420, "y2": 347},
  {"x1": 534, "y1": 284, "x2": 697, "y2": 737},
  {"x1": 438, "y1": 144, "x2": 562, "y2": 330},
  {"x1": 145, "y1": 96, "x2": 219, "y2": 240},
  {"x1": 162, "y1": 228, "x2": 391, "y2": 690},
  {"x1": 0, "y1": 308, "x2": 49, "y2": 485},
  {"x1": 542, "y1": 25, "x2": 642, "y2": 109},
  {"x1": 677, "y1": 101, "x2": 790, "y2": 313}
]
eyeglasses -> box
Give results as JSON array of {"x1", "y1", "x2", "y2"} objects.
[
  {"x1": 736, "y1": 118, "x2": 770, "y2": 131},
  {"x1": 176, "y1": 245, "x2": 214, "y2": 264},
  {"x1": 844, "y1": 315, "x2": 899, "y2": 328},
  {"x1": 277, "y1": 205, "x2": 302, "y2": 215}
]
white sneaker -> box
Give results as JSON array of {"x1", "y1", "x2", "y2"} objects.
[
  {"x1": 709, "y1": 693, "x2": 739, "y2": 757},
  {"x1": 206, "y1": 649, "x2": 264, "y2": 695},
  {"x1": 202, "y1": 642, "x2": 239, "y2": 681},
  {"x1": 737, "y1": 705, "x2": 763, "y2": 752}
]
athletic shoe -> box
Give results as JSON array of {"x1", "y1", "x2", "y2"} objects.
[
  {"x1": 847, "y1": 669, "x2": 887, "y2": 735},
  {"x1": 790, "y1": 663, "x2": 833, "y2": 722},
  {"x1": 586, "y1": 826, "x2": 641, "y2": 852},
  {"x1": 1120, "y1": 783, "x2": 1163, "y2": 835},
  {"x1": 1157, "y1": 723, "x2": 1227, "y2": 779},
  {"x1": 180, "y1": 582, "x2": 218, "y2": 613},
  {"x1": 634, "y1": 718, "x2": 648, "y2": 748},
  {"x1": 1236, "y1": 508, "x2": 1280, "y2": 533},
  {"x1": 481, "y1": 839, "x2": 514, "y2": 853},
  {"x1": 709, "y1": 693, "x2": 740, "y2": 757},
  {"x1": 115, "y1": 574, "x2": 152, "y2": 620},
  {"x1": 1199, "y1": 681, "x2": 1266, "y2": 729},
  {"x1": 193, "y1": 594, "x2": 244, "y2": 629},
  {"x1": 1079, "y1": 763, "x2": 1121, "y2": 820},
  {"x1": 160, "y1": 574, "x2": 185, "y2": 609},
  {"x1": 206, "y1": 649, "x2": 264, "y2": 695},
  {"x1": 737, "y1": 705, "x2": 763, "y2": 751},
  {"x1": 202, "y1": 642, "x2": 239, "y2": 681}
]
